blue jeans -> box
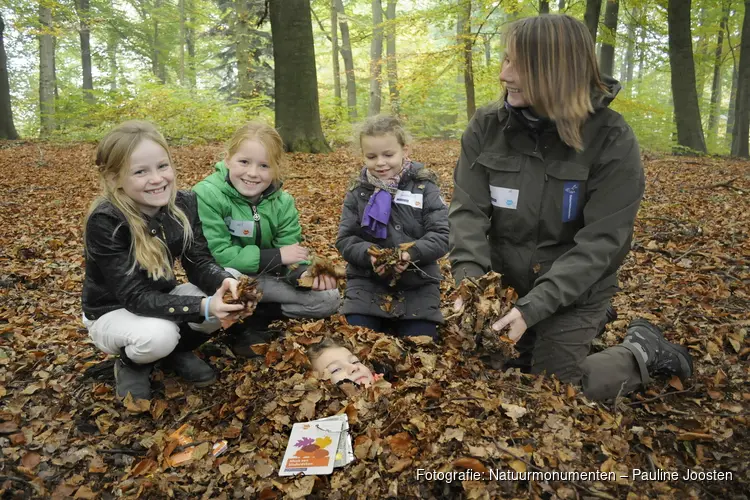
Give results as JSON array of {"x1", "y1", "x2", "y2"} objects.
[{"x1": 345, "y1": 314, "x2": 438, "y2": 340}]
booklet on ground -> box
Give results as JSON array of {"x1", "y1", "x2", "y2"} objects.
[{"x1": 279, "y1": 414, "x2": 354, "y2": 476}]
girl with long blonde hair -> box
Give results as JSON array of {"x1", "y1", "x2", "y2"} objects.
[{"x1": 82, "y1": 120, "x2": 245, "y2": 403}]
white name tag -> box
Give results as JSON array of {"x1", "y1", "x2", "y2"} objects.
[
  {"x1": 394, "y1": 190, "x2": 424, "y2": 209},
  {"x1": 490, "y1": 185, "x2": 519, "y2": 210},
  {"x1": 225, "y1": 217, "x2": 255, "y2": 237}
]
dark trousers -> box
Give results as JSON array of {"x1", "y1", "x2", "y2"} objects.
[
  {"x1": 346, "y1": 314, "x2": 439, "y2": 340},
  {"x1": 508, "y1": 300, "x2": 644, "y2": 401}
]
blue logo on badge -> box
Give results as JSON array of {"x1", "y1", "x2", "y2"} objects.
[
  {"x1": 562, "y1": 181, "x2": 581, "y2": 222},
  {"x1": 506, "y1": 199, "x2": 513, "y2": 206}
]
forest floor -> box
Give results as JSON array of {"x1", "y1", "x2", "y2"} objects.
[{"x1": 0, "y1": 140, "x2": 749, "y2": 499}]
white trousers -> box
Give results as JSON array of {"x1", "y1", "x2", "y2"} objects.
[{"x1": 83, "y1": 282, "x2": 220, "y2": 364}]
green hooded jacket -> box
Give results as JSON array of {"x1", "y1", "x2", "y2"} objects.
[
  {"x1": 193, "y1": 161, "x2": 304, "y2": 276},
  {"x1": 449, "y1": 78, "x2": 645, "y2": 328}
]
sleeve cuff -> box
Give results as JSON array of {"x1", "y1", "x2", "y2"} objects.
[
  {"x1": 258, "y1": 248, "x2": 282, "y2": 273},
  {"x1": 514, "y1": 296, "x2": 547, "y2": 328},
  {"x1": 286, "y1": 263, "x2": 308, "y2": 286},
  {"x1": 407, "y1": 246, "x2": 422, "y2": 264}
]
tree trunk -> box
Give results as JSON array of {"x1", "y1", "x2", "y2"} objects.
[
  {"x1": 39, "y1": 3, "x2": 56, "y2": 137},
  {"x1": 235, "y1": 0, "x2": 252, "y2": 100},
  {"x1": 731, "y1": 0, "x2": 750, "y2": 157},
  {"x1": 460, "y1": 0, "x2": 475, "y2": 120},
  {"x1": 599, "y1": 0, "x2": 619, "y2": 77},
  {"x1": 186, "y1": 0, "x2": 196, "y2": 88},
  {"x1": 637, "y1": 20, "x2": 646, "y2": 86},
  {"x1": 483, "y1": 34, "x2": 491, "y2": 66},
  {"x1": 695, "y1": 6, "x2": 710, "y2": 102},
  {"x1": 107, "y1": 28, "x2": 118, "y2": 91},
  {"x1": 331, "y1": 0, "x2": 341, "y2": 101},
  {"x1": 707, "y1": 4, "x2": 729, "y2": 145},
  {"x1": 368, "y1": 0, "x2": 384, "y2": 116},
  {"x1": 269, "y1": 0, "x2": 331, "y2": 153},
  {"x1": 726, "y1": 63, "x2": 738, "y2": 143},
  {"x1": 0, "y1": 14, "x2": 18, "y2": 139},
  {"x1": 667, "y1": 0, "x2": 707, "y2": 153},
  {"x1": 385, "y1": 0, "x2": 399, "y2": 115},
  {"x1": 540, "y1": 1, "x2": 549, "y2": 14},
  {"x1": 179, "y1": 0, "x2": 186, "y2": 87},
  {"x1": 584, "y1": 0, "x2": 602, "y2": 43},
  {"x1": 152, "y1": 0, "x2": 166, "y2": 83},
  {"x1": 559, "y1": 0, "x2": 566, "y2": 10},
  {"x1": 75, "y1": 0, "x2": 94, "y2": 103},
  {"x1": 335, "y1": 0, "x2": 356, "y2": 120},
  {"x1": 620, "y1": 5, "x2": 637, "y2": 94}
]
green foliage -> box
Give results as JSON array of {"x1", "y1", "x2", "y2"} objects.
[{"x1": 50, "y1": 84, "x2": 272, "y2": 144}]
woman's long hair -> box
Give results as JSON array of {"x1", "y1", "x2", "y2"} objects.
[
  {"x1": 504, "y1": 14, "x2": 610, "y2": 151},
  {"x1": 85, "y1": 120, "x2": 192, "y2": 280}
]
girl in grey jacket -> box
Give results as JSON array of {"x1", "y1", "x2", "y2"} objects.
[{"x1": 336, "y1": 116, "x2": 449, "y2": 339}]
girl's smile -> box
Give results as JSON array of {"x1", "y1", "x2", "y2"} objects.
[
  {"x1": 120, "y1": 139, "x2": 174, "y2": 216},
  {"x1": 226, "y1": 139, "x2": 274, "y2": 200}
]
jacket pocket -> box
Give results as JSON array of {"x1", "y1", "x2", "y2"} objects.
[{"x1": 545, "y1": 161, "x2": 589, "y2": 224}]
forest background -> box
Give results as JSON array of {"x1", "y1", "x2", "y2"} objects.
[{"x1": 1, "y1": 0, "x2": 750, "y2": 158}]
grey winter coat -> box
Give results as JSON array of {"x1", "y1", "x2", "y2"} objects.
[{"x1": 336, "y1": 163, "x2": 449, "y2": 323}]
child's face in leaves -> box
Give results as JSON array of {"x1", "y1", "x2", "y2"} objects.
[{"x1": 312, "y1": 347, "x2": 375, "y2": 387}]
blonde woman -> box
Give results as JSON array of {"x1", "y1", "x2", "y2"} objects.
[
  {"x1": 82, "y1": 121, "x2": 245, "y2": 402},
  {"x1": 449, "y1": 15, "x2": 692, "y2": 401}
]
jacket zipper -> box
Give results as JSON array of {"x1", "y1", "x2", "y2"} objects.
[{"x1": 250, "y1": 204, "x2": 261, "y2": 246}]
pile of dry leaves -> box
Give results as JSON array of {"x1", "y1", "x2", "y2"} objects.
[{"x1": 0, "y1": 141, "x2": 748, "y2": 498}]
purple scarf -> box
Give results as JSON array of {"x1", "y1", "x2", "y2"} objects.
[{"x1": 361, "y1": 160, "x2": 411, "y2": 239}]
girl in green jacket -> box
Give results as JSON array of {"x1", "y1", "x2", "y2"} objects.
[{"x1": 194, "y1": 122, "x2": 340, "y2": 356}]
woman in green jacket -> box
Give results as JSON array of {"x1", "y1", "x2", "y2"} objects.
[
  {"x1": 449, "y1": 14, "x2": 693, "y2": 401},
  {"x1": 194, "y1": 122, "x2": 340, "y2": 356}
]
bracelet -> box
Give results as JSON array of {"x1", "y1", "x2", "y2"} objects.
[{"x1": 204, "y1": 296, "x2": 213, "y2": 321}]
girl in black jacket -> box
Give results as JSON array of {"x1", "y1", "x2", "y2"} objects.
[
  {"x1": 82, "y1": 121, "x2": 245, "y2": 403},
  {"x1": 336, "y1": 115, "x2": 449, "y2": 339}
]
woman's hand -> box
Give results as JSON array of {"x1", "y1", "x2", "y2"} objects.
[
  {"x1": 280, "y1": 243, "x2": 309, "y2": 265},
  {"x1": 370, "y1": 255, "x2": 387, "y2": 276},
  {"x1": 204, "y1": 278, "x2": 245, "y2": 319},
  {"x1": 394, "y1": 251, "x2": 410, "y2": 274},
  {"x1": 301, "y1": 271, "x2": 338, "y2": 290},
  {"x1": 491, "y1": 307, "x2": 528, "y2": 342}
]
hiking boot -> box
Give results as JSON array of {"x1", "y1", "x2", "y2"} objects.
[
  {"x1": 622, "y1": 319, "x2": 693, "y2": 380},
  {"x1": 114, "y1": 359, "x2": 153, "y2": 400},
  {"x1": 225, "y1": 327, "x2": 278, "y2": 358},
  {"x1": 161, "y1": 351, "x2": 216, "y2": 387}
]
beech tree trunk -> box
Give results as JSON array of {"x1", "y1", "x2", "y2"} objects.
[
  {"x1": 368, "y1": 0, "x2": 384, "y2": 116},
  {"x1": 385, "y1": 0, "x2": 399, "y2": 115},
  {"x1": 269, "y1": 0, "x2": 331, "y2": 152},
  {"x1": 707, "y1": 4, "x2": 729, "y2": 145},
  {"x1": 559, "y1": 0, "x2": 566, "y2": 10},
  {"x1": 179, "y1": 0, "x2": 186, "y2": 86},
  {"x1": 0, "y1": 14, "x2": 18, "y2": 139},
  {"x1": 726, "y1": 63, "x2": 738, "y2": 143},
  {"x1": 620, "y1": 6, "x2": 637, "y2": 94},
  {"x1": 39, "y1": 4, "x2": 56, "y2": 137},
  {"x1": 599, "y1": 0, "x2": 619, "y2": 77},
  {"x1": 584, "y1": 0, "x2": 602, "y2": 43},
  {"x1": 107, "y1": 29, "x2": 118, "y2": 91},
  {"x1": 235, "y1": 0, "x2": 252, "y2": 100},
  {"x1": 331, "y1": 0, "x2": 341, "y2": 101},
  {"x1": 540, "y1": 1, "x2": 549, "y2": 14},
  {"x1": 335, "y1": 0, "x2": 356, "y2": 120},
  {"x1": 667, "y1": 0, "x2": 707, "y2": 153},
  {"x1": 186, "y1": 0, "x2": 196, "y2": 88},
  {"x1": 731, "y1": 0, "x2": 750, "y2": 157},
  {"x1": 460, "y1": 0, "x2": 475, "y2": 120},
  {"x1": 75, "y1": 0, "x2": 94, "y2": 103}
]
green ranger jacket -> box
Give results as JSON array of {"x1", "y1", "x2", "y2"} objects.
[
  {"x1": 449, "y1": 81, "x2": 645, "y2": 328},
  {"x1": 193, "y1": 161, "x2": 305, "y2": 277}
]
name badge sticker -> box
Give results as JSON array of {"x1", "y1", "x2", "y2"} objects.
[
  {"x1": 394, "y1": 190, "x2": 424, "y2": 209},
  {"x1": 489, "y1": 185, "x2": 519, "y2": 210},
  {"x1": 225, "y1": 217, "x2": 255, "y2": 237},
  {"x1": 562, "y1": 181, "x2": 581, "y2": 222}
]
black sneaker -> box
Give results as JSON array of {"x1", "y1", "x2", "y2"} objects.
[
  {"x1": 622, "y1": 319, "x2": 693, "y2": 379},
  {"x1": 114, "y1": 359, "x2": 153, "y2": 400},
  {"x1": 225, "y1": 327, "x2": 277, "y2": 358},
  {"x1": 161, "y1": 351, "x2": 216, "y2": 387}
]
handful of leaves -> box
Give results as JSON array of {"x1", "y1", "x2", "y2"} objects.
[
  {"x1": 221, "y1": 275, "x2": 263, "y2": 329},
  {"x1": 295, "y1": 255, "x2": 346, "y2": 288},
  {"x1": 447, "y1": 271, "x2": 519, "y2": 360},
  {"x1": 367, "y1": 242, "x2": 415, "y2": 287}
]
